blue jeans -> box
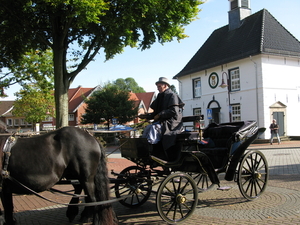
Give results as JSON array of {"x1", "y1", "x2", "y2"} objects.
[{"x1": 270, "y1": 132, "x2": 280, "y2": 143}]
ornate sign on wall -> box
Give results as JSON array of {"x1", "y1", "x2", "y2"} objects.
[{"x1": 208, "y1": 72, "x2": 219, "y2": 89}]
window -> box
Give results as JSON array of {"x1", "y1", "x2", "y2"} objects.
[
  {"x1": 43, "y1": 116, "x2": 53, "y2": 122},
  {"x1": 230, "y1": 68, "x2": 240, "y2": 91},
  {"x1": 69, "y1": 114, "x2": 75, "y2": 121},
  {"x1": 193, "y1": 78, "x2": 201, "y2": 98},
  {"x1": 241, "y1": 0, "x2": 249, "y2": 8},
  {"x1": 193, "y1": 108, "x2": 201, "y2": 116},
  {"x1": 230, "y1": 0, "x2": 238, "y2": 9},
  {"x1": 231, "y1": 104, "x2": 241, "y2": 122},
  {"x1": 193, "y1": 108, "x2": 203, "y2": 129},
  {"x1": 20, "y1": 119, "x2": 26, "y2": 126},
  {"x1": 7, "y1": 119, "x2": 12, "y2": 126},
  {"x1": 14, "y1": 119, "x2": 19, "y2": 126}
]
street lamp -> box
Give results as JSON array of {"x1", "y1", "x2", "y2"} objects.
[{"x1": 219, "y1": 72, "x2": 232, "y2": 122}]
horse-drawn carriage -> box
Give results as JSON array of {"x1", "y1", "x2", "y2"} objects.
[
  {"x1": 111, "y1": 116, "x2": 268, "y2": 224},
  {"x1": 0, "y1": 116, "x2": 268, "y2": 224}
]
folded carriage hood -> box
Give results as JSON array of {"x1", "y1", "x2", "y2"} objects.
[{"x1": 224, "y1": 127, "x2": 266, "y2": 181}]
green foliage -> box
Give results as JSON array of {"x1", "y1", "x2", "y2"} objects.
[
  {"x1": 13, "y1": 84, "x2": 55, "y2": 125},
  {"x1": 111, "y1": 77, "x2": 145, "y2": 93},
  {"x1": 0, "y1": 49, "x2": 54, "y2": 96},
  {"x1": 0, "y1": 0, "x2": 203, "y2": 127},
  {"x1": 82, "y1": 85, "x2": 138, "y2": 129},
  {"x1": 170, "y1": 84, "x2": 178, "y2": 94}
]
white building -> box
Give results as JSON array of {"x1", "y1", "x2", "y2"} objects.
[{"x1": 174, "y1": 0, "x2": 300, "y2": 139}]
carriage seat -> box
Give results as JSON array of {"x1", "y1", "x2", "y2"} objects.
[
  {"x1": 177, "y1": 115, "x2": 201, "y2": 142},
  {"x1": 201, "y1": 122, "x2": 243, "y2": 150}
]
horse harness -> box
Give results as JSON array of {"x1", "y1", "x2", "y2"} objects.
[{"x1": 2, "y1": 136, "x2": 17, "y2": 179}]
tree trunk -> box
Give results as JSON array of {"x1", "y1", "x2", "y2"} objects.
[{"x1": 53, "y1": 40, "x2": 69, "y2": 128}]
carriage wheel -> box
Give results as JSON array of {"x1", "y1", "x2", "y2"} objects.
[
  {"x1": 237, "y1": 150, "x2": 269, "y2": 200},
  {"x1": 115, "y1": 166, "x2": 152, "y2": 208},
  {"x1": 156, "y1": 172, "x2": 198, "y2": 224},
  {"x1": 189, "y1": 173, "x2": 216, "y2": 193}
]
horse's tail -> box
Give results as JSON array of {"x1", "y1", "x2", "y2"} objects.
[{"x1": 93, "y1": 142, "x2": 118, "y2": 225}]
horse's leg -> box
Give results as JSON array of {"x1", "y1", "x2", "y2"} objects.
[
  {"x1": 79, "y1": 180, "x2": 96, "y2": 223},
  {"x1": 0, "y1": 208, "x2": 5, "y2": 225},
  {"x1": 1, "y1": 185, "x2": 16, "y2": 225},
  {"x1": 66, "y1": 183, "x2": 82, "y2": 222}
]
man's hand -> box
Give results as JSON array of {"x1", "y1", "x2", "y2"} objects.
[
  {"x1": 138, "y1": 114, "x2": 149, "y2": 119},
  {"x1": 154, "y1": 114, "x2": 160, "y2": 121}
]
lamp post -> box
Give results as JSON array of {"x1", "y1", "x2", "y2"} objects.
[{"x1": 219, "y1": 72, "x2": 232, "y2": 122}]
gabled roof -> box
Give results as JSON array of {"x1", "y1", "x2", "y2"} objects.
[
  {"x1": 129, "y1": 92, "x2": 146, "y2": 111},
  {"x1": 135, "y1": 92, "x2": 156, "y2": 111},
  {"x1": 174, "y1": 9, "x2": 300, "y2": 78},
  {"x1": 0, "y1": 100, "x2": 14, "y2": 116},
  {"x1": 129, "y1": 92, "x2": 139, "y2": 101},
  {"x1": 69, "y1": 86, "x2": 97, "y2": 113}
]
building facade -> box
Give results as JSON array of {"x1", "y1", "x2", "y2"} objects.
[{"x1": 174, "y1": 0, "x2": 300, "y2": 139}]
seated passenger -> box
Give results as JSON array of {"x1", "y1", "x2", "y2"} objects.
[{"x1": 139, "y1": 77, "x2": 185, "y2": 160}]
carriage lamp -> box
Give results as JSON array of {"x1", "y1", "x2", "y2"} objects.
[{"x1": 219, "y1": 72, "x2": 232, "y2": 122}]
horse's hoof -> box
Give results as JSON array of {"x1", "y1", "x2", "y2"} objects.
[
  {"x1": 66, "y1": 206, "x2": 79, "y2": 222},
  {"x1": 67, "y1": 215, "x2": 76, "y2": 223}
]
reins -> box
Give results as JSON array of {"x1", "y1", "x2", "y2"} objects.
[
  {"x1": 105, "y1": 139, "x2": 128, "y2": 157},
  {"x1": 7, "y1": 176, "x2": 132, "y2": 207}
]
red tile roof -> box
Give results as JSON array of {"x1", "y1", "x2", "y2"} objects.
[
  {"x1": 135, "y1": 92, "x2": 156, "y2": 112},
  {"x1": 68, "y1": 86, "x2": 95, "y2": 113}
]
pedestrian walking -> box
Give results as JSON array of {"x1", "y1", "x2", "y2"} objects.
[{"x1": 270, "y1": 119, "x2": 280, "y2": 145}]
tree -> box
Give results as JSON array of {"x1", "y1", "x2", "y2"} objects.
[
  {"x1": 0, "y1": 0, "x2": 203, "y2": 128},
  {"x1": 0, "y1": 49, "x2": 54, "y2": 96},
  {"x1": 13, "y1": 84, "x2": 55, "y2": 129},
  {"x1": 82, "y1": 85, "x2": 138, "y2": 130},
  {"x1": 170, "y1": 84, "x2": 178, "y2": 94},
  {"x1": 112, "y1": 77, "x2": 145, "y2": 93},
  {"x1": 2, "y1": 49, "x2": 55, "y2": 129}
]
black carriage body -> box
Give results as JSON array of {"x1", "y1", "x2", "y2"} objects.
[
  {"x1": 117, "y1": 119, "x2": 267, "y2": 224},
  {"x1": 120, "y1": 120, "x2": 264, "y2": 182}
]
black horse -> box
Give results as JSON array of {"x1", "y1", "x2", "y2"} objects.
[{"x1": 0, "y1": 126, "x2": 117, "y2": 225}]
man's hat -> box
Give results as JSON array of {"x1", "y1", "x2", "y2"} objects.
[{"x1": 155, "y1": 77, "x2": 170, "y2": 87}]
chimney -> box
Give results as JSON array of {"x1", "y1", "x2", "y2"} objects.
[{"x1": 228, "y1": 0, "x2": 251, "y2": 30}]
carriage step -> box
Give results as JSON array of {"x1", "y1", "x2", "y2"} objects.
[{"x1": 217, "y1": 186, "x2": 232, "y2": 191}]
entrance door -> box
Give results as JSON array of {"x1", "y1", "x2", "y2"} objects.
[
  {"x1": 212, "y1": 108, "x2": 220, "y2": 124},
  {"x1": 273, "y1": 112, "x2": 284, "y2": 136}
]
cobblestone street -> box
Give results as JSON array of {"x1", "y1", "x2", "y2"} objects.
[{"x1": 9, "y1": 141, "x2": 300, "y2": 224}]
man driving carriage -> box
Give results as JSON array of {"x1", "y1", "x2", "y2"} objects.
[{"x1": 139, "y1": 77, "x2": 184, "y2": 161}]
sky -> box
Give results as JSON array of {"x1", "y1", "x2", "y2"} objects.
[{"x1": 2, "y1": 0, "x2": 300, "y2": 100}]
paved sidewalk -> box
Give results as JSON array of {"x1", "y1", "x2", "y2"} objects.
[{"x1": 9, "y1": 140, "x2": 300, "y2": 224}]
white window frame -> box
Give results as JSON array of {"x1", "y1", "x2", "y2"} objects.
[
  {"x1": 43, "y1": 116, "x2": 53, "y2": 122},
  {"x1": 20, "y1": 118, "x2": 26, "y2": 126},
  {"x1": 7, "y1": 119, "x2": 12, "y2": 126},
  {"x1": 230, "y1": 68, "x2": 240, "y2": 91},
  {"x1": 68, "y1": 114, "x2": 75, "y2": 121},
  {"x1": 193, "y1": 78, "x2": 201, "y2": 98},
  {"x1": 14, "y1": 119, "x2": 19, "y2": 126},
  {"x1": 231, "y1": 104, "x2": 241, "y2": 122},
  {"x1": 193, "y1": 108, "x2": 201, "y2": 116}
]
